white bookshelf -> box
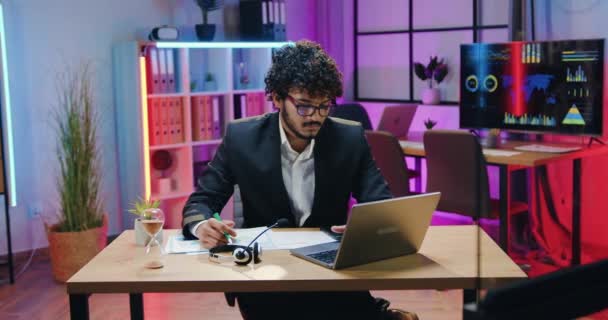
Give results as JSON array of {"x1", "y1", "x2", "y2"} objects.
[{"x1": 113, "y1": 41, "x2": 276, "y2": 229}]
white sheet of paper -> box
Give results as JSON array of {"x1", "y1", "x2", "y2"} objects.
[
  {"x1": 165, "y1": 235, "x2": 208, "y2": 254},
  {"x1": 232, "y1": 227, "x2": 274, "y2": 248},
  {"x1": 399, "y1": 141, "x2": 424, "y2": 149},
  {"x1": 165, "y1": 228, "x2": 336, "y2": 254},
  {"x1": 165, "y1": 227, "x2": 271, "y2": 254},
  {"x1": 483, "y1": 149, "x2": 521, "y2": 157}
]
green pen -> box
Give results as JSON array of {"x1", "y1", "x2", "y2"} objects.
[{"x1": 213, "y1": 212, "x2": 233, "y2": 244}]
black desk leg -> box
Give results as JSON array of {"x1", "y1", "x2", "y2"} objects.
[
  {"x1": 415, "y1": 157, "x2": 422, "y2": 193},
  {"x1": 130, "y1": 293, "x2": 144, "y2": 320},
  {"x1": 462, "y1": 289, "x2": 479, "y2": 319},
  {"x1": 499, "y1": 166, "x2": 510, "y2": 252},
  {"x1": 69, "y1": 294, "x2": 90, "y2": 320},
  {"x1": 572, "y1": 159, "x2": 581, "y2": 266}
]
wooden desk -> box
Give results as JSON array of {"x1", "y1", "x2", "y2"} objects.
[
  {"x1": 67, "y1": 227, "x2": 526, "y2": 319},
  {"x1": 401, "y1": 133, "x2": 608, "y2": 265}
]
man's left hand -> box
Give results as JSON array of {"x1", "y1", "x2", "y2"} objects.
[{"x1": 330, "y1": 225, "x2": 346, "y2": 233}]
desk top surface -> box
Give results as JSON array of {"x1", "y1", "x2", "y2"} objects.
[
  {"x1": 401, "y1": 132, "x2": 608, "y2": 167},
  {"x1": 67, "y1": 226, "x2": 526, "y2": 294}
]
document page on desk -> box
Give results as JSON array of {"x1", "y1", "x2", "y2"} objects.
[
  {"x1": 165, "y1": 228, "x2": 337, "y2": 253},
  {"x1": 482, "y1": 149, "x2": 521, "y2": 157},
  {"x1": 165, "y1": 227, "x2": 271, "y2": 254},
  {"x1": 399, "y1": 141, "x2": 424, "y2": 149}
]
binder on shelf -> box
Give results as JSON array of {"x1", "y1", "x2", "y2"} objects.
[
  {"x1": 148, "y1": 98, "x2": 161, "y2": 145},
  {"x1": 204, "y1": 96, "x2": 214, "y2": 139},
  {"x1": 198, "y1": 96, "x2": 208, "y2": 140},
  {"x1": 166, "y1": 49, "x2": 176, "y2": 93},
  {"x1": 212, "y1": 96, "x2": 222, "y2": 139},
  {"x1": 246, "y1": 93, "x2": 253, "y2": 117},
  {"x1": 262, "y1": 0, "x2": 268, "y2": 26},
  {"x1": 240, "y1": 0, "x2": 280, "y2": 41},
  {"x1": 279, "y1": 0, "x2": 287, "y2": 41},
  {"x1": 170, "y1": 97, "x2": 182, "y2": 143},
  {"x1": 257, "y1": 92, "x2": 266, "y2": 115},
  {"x1": 167, "y1": 98, "x2": 176, "y2": 144},
  {"x1": 246, "y1": 93, "x2": 264, "y2": 117},
  {"x1": 191, "y1": 96, "x2": 201, "y2": 141},
  {"x1": 240, "y1": 94, "x2": 247, "y2": 118},
  {"x1": 267, "y1": 0, "x2": 276, "y2": 41},
  {"x1": 233, "y1": 94, "x2": 242, "y2": 119},
  {"x1": 272, "y1": 0, "x2": 281, "y2": 41},
  {"x1": 159, "y1": 98, "x2": 169, "y2": 144},
  {"x1": 158, "y1": 48, "x2": 168, "y2": 93},
  {"x1": 152, "y1": 99, "x2": 161, "y2": 144},
  {"x1": 146, "y1": 48, "x2": 161, "y2": 94},
  {"x1": 175, "y1": 97, "x2": 184, "y2": 143}
]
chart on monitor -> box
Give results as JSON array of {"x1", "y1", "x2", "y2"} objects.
[{"x1": 460, "y1": 39, "x2": 604, "y2": 136}]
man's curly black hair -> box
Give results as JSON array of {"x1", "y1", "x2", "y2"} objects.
[{"x1": 265, "y1": 40, "x2": 343, "y2": 101}]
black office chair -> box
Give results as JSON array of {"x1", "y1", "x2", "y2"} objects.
[
  {"x1": 365, "y1": 130, "x2": 414, "y2": 197},
  {"x1": 329, "y1": 103, "x2": 373, "y2": 130},
  {"x1": 423, "y1": 130, "x2": 528, "y2": 221},
  {"x1": 475, "y1": 258, "x2": 608, "y2": 320}
]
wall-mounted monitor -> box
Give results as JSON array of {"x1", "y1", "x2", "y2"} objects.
[{"x1": 460, "y1": 39, "x2": 604, "y2": 136}]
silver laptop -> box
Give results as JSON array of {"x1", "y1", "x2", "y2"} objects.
[
  {"x1": 290, "y1": 192, "x2": 441, "y2": 269},
  {"x1": 377, "y1": 105, "x2": 418, "y2": 139}
]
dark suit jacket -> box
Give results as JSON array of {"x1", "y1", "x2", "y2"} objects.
[{"x1": 182, "y1": 112, "x2": 392, "y2": 239}]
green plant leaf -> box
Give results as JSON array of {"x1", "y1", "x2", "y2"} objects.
[
  {"x1": 414, "y1": 62, "x2": 428, "y2": 81},
  {"x1": 434, "y1": 64, "x2": 448, "y2": 84},
  {"x1": 128, "y1": 197, "x2": 161, "y2": 219},
  {"x1": 55, "y1": 63, "x2": 104, "y2": 232}
]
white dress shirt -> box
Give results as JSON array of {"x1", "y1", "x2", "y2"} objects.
[
  {"x1": 278, "y1": 117, "x2": 315, "y2": 227},
  {"x1": 191, "y1": 116, "x2": 316, "y2": 237}
]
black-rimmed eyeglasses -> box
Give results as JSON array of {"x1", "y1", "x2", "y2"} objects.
[{"x1": 286, "y1": 95, "x2": 334, "y2": 117}]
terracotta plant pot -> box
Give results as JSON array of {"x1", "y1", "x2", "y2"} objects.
[{"x1": 45, "y1": 214, "x2": 108, "y2": 282}]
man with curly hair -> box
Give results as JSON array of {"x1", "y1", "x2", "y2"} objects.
[{"x1": 182, "y1": 40, "x2": 418, "y2": 320}]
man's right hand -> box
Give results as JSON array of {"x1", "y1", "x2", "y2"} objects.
[{"x1": 196, "y1": 219, "x2": 237, "y2": 249}]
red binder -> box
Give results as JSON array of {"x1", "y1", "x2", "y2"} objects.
[{"x1": 175, "y1": 97, "x2": 183, "y2": 143}]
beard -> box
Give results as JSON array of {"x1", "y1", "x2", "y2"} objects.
[{"x1": 281, "y1": 108, "x2": 321, "y2": 140}]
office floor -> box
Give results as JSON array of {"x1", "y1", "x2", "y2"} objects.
[{"x1": 0, "y1": 252, "x2": 606, "y2": 319}]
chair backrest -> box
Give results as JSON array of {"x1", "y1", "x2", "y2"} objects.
[
  {"x1": 479, "y1": 258, "x2": 608, "y2": 320},
  {"x1": 329, "y1": 103, "x2": 373, "y2": 130},
  {"x1": 365, "y1": 130, "x2": 411, "y2": 197},
  {"x1": 423, "y1": 130, "x2": 490, "y2": 218},
  {"x1": 377, "y1": 104, "x2": 418, "y2": 139}
]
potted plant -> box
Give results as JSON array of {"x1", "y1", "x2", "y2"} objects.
[
  {"x1": 204, "y1": 72, "x2": 217, "y2": 91},
  {"x1": 424, "y1": 118, "x2": 437, "y2": 130},
  {"x1": 194, "y1": 0, "x2": 223, "y2": 41},
  {"x1": 485, "y1": 128, "x2": 502, "y2": 148},
  {"x1": 46, "y1": 63, "x2": 107, "y2": 283},
  {"x1": 129, "y1": 197, "x2": 163, "y2": 246},
  {"x1": 414, "y1": 56, "x2": 448, "y2": 105}
]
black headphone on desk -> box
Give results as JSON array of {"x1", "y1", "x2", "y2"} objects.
[
  {"x1": 209, "y1": 242, "x2": 262, "y2": 265},
  {"x1": 208, "y1": 218, "x2": 292, "y2": 266}
]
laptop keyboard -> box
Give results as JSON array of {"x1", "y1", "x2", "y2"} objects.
[{"x1": 307, "y1": 249, "x2": 338, "y2": 264}]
